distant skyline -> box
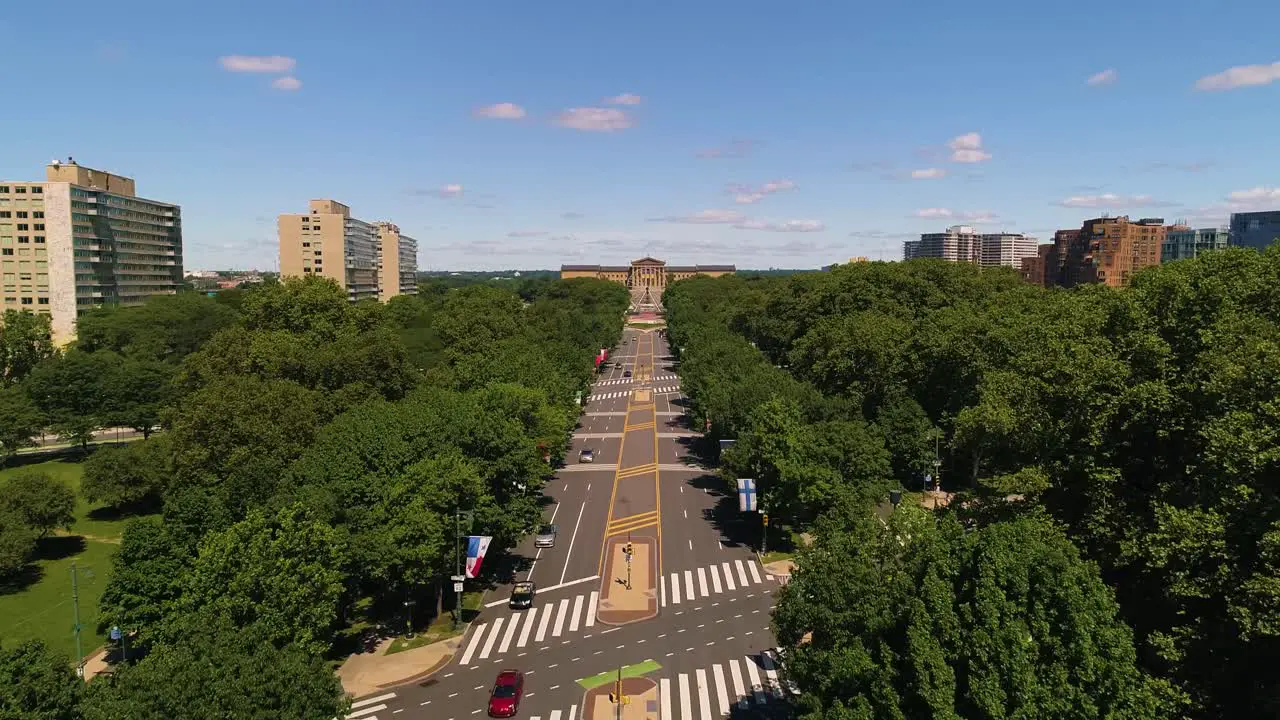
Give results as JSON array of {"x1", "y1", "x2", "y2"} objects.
[{"x1": 2, "y1": 1, "x2": 1278, "y2": 270}]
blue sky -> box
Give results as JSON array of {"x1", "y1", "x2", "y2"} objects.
[{"x1": 2, "y1": 0, "x2": 1278, "y2": 271}]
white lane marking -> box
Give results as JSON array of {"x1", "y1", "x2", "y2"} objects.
[
  {"x1": 551, "y1": 597, "x2": 570, "y2": 637},
  {"x1": 497, "y1": 613, "x2": 521, "y2": 655},
  {"x1": 697, "y1": 567, "x2": 709, "y2": 597},
  {"x1": 660, "y1": 677, "x2": 672, "y2": 720},
  {"x1": 729, "y1": 659, "x2": 746, "y2": 708},
  {"x1": 735, "y1": 559, "x2": 750, "y2": 587},
  {"x1": 748, "y1": 560, "x2": 763, "y2": 585},
  {"x1": 478, "y1": 617, "x2": 504, "y2": 660},
  {"x1": 695, "y1": 668, "x2": 712, "y2": 720},
  {"x1": 569, "y1": 704, "x2": 577, "y2": 720},
  {"x1": 712, "y1": 664, "x2": 730, "y2": 715},
  {"x1": 484, "y1": 575, "x2": 600, "y2": 608},
  {"x1": 585, "y1": 591, "x2": 598, "y2": 628},
  {"x1": 688, "y1": 540, "x2": 692, "y2": 550},
  {"x1": 535, "y1": 603, "x2": 554, "y2": 642},
  {"x1": 678, "y1": 673, "x2": 693, "y2": 720},
  {"x1": 721, "y1": 562, "x2": 736, "y2": 591},
  {"x1": 684, "y1": 570, "x2": 695, "y2": 601},
  {"x1": 569, "y1": 594, "x2": 584, "y2": 633},
  {"x1": 346, "y1": 703, "x2": 386, "y2": 717},
  {"x1": 351, "y1": 693, "x2": 397, "y2": 709},
  {"x1": 761, "y1": 649, "x2": 784, "y2": 698},
  {"x1": 459, "y1": 622, "x2": 487, "y2": 665},
  {"x1": 659, "y1": 574, "x2": 666, "y2": 607},
  {"x1": 550, "y1": 711, "x2": 562, "y2": 720},
  {"x1": 670, "y1": 573, "x2": 681, "y2": 604},
  {"x1": 745, "y1": 658, "x2": 766, "y2": 704},
  {"x1": 516, "y1": 607, "x2": 538, "y2": 648},
  {"x1": 710, "y1": 564, "x2": 723, "y2": 594},
  {"x1": 560, "y1": 501, "x2": 588, "y2": 585},
  {"x1": 524, "y1": 502, "x2": 561, "y2": 582}
]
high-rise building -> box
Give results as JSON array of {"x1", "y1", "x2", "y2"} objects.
[
  {"x1": 1162, "y1": 227, "x2": 1229, "y2": 263},
  {"x1": 1020, "y1": 243, "x2": 1056, "y2": 286},
  {"x1": 0, "y1": 158, "x2": 183, "y2": 344},
  {"x1": 279, "y1": 199, "x2": 379, "y2": 302},
  {"x1": 1048, "y1": 216, "x2": 1173, "y2": 288},
  {"x1": 979, "y1": 232, "x2": 1040, "y2": 269},
  {"x1": 1229, "y1": 211, "x2": 1280, "y2": 251},
  {"x1": 375, "y1": 222, "x2": 418, "y2": 301},
  {"x1": 904, "y1": 226, "x2": 1037, "y2": 270}
]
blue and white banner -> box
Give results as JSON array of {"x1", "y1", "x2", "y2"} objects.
[
  {"x1": 465, "y1": 535, "x2": 492, "y2": 579},
  {"x1": 737, "y1": 478, "x2": 758, "y2": 513}
]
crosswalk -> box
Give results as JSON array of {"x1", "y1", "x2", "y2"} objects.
[
  {"x1": 598, "y1": 378, "x2": 633, "y2": 386},
  {"x1": 652, "y1": 386, "x2": 680, "y2": 394},
  {"x1": 529, "y1": 651, "x2": 798, "y2": 720},
  {"x1": 652, "y1": 374, "x2": 679, "y2": 382},
  {"x1": 341, "y1": 691, "x2": 396, "y2": 720},
  {"x1": 589, "y1": 391, "x2": 630, "y2": 400},
  {"x1": 660, "y1": 559, "x2": 771, "y2": 606},
  {"x1": 458, "y1": 590, "x2": 601, "y2": 665}
]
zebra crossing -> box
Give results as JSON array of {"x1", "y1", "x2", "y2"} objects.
[
  {"x1": 458, "y1": 590, "x2": 601, "y2": 665},
  {"x1": 341, "y1": 691, "x2": 396, "y2": 720},
  {"x1": 598, "y1": 378, "x2": 634, "y2": 386},
  {"x1": 652, "y1": 386, "x2": 680, "y2": 394},
  {"x1": 589, "y1": 391, "x2": 630, "y2": 400},
  {"x1": 660, "y1": 558, "x2": 772, "y2": 606},
  {"x1": 527, "y1": 651, "x2": 797, "y2": 720}
]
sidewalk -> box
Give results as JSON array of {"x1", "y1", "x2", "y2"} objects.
[{"x1": 337, "y1": 634, "x2": 464, "y2": 698}]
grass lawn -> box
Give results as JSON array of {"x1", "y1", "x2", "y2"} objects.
[
  {"x1": 386, "y1": 591, "x2": 486, "y2": 655},
  {"x1": 0, "y1": 459, "x2": 157, "y2": 663}
]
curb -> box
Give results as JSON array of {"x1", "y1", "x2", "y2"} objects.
[{"x1": 377, "y1": 651, "x2": 455, "y2": 690}]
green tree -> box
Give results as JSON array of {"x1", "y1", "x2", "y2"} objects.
[
  {"x1": 167, "y1": 504, "x2": 347, "y2": 656},
  {"x1": 96, "y1": 516, "x2": 192, "y2": 643},
  {"x1": 774, "y1": 508, "x2": 1170, "y2": 719},
  {"x1": 80, "y1": 618, "x2": 348, "y2": 720},
  {"x1": 0, "y1": 471, "x2": 76, "y2": 538},
  {"x1": 0, "y1": 385, "x2": 44, "y2": 458},
  {"x1": 0, "y1": 503, "x2": 38, "y2": 576},
  {"x1": 100, "y1": 357, "x2": 174, "y2": 438},
  {"x1": 23, "y1": 350, "x2": 116, "y2": 449},
  {"x1": 81, "y1": 436, "x2": 172, "y2": 510},
  {"x1": 0, "y1": 309, "x2": 56, "y2": 386},
  {"x1": 0, "y1": 638, "x2": 83, "y2": 720},
  {"x1": 75, "y1": 292, "x2": 237, "y2": 364}
]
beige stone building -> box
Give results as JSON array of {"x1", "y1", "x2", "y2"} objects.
[
  {"x1": 278, "y1": 199, "x2": 382, "y2": 302},
  {"x1": 561, "y1": 257, "x2": 735, "y2": 309},
  {"x1": 0, "y1": 158, "x2": 183, "y2": 344},
  {"x1": 375, "y1": 222, "x2": 418, "y2": 302}
]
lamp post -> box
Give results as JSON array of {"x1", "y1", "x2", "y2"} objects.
[{"x1": 404, "y1": 598, "x2": 416, "y2": 639}]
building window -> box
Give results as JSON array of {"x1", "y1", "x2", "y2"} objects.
[
  {"x1": 34, "y1": 236, "x2": 44, "y2": 243},
  {"x1": 37, "y1": 297, "x2": 48, "y2": 305},
  {"x1": 2, "y1": 249, "x2": 12, "y2": 256},
  {"x1": 32, "y1": 211, "x2": 43, "y2": 219},
  {"x1": 17, "y1": 237, "x2": 28, "y2": 244},
  {"x1": 14, "y1": 188, "x2": 25, "y2": 194},
  {"x1": 302, "y1": 242, "x2": 310, "y2": 247},
  {"x1": 0, "y1": 212, "x2": 8, "y2": 218},
  {"x1": 15, "y1": 211, "x2": 27, "y2": 219},
  {"x1": 31, "y1": 187, "x2": 41, "y2": 194},
  {"x1": 20, "y1": 298, "x2": 31, "y2": 305},
  {"x1": 0, "y1": 187, "x2": 8, "y2": 193},
  {"x1": 33, "y1": 224, "x2": 43, "y2": 231},
  {"x1": 15, "y1": 224, "x2": 27, "y2": 231}
]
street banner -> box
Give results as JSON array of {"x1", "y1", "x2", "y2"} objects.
[
  {"x1": 465, "y1": 535, "x2": 493, "y2": 578},
  {"x1": 737, "y1": 478, "x2": 758, "y2": 513}
]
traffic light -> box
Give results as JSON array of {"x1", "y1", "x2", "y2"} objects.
[
  {"x1": 624, "y1": 542, "x2": 633, "y2": 557},
  {"x1": 608, "y1": 693, "x2": 616, "y2": 703}
]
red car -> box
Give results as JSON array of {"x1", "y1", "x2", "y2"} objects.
[{"x1": 488, "y1": 670, "x2": 524, "y2": 718}]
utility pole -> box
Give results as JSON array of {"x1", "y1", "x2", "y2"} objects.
[
  {"x1": 70, "y1": 563, "x2": 84, "y2": 678},
  {"x1": 454, "y1": 509, "x2": 463, "y2": 630}
]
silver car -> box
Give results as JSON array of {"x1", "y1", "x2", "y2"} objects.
[
  {"x1": 579, "y1": 449, "x2": 595, "y2": 463},
  {"x1": 534, "y1": 524, "x2": 558, "y2": 548}
]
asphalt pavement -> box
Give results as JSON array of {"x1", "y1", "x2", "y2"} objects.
[{"x1": 345, "y1": 327, "x2": 792, "y2": 720}]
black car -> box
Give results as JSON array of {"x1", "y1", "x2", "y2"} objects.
[
  {"x1": 509, "y1": 581, "x2": 535, "y2": 609},
  {"x1": 624, "y1": 370, "x2": 632, "y2": 377}
]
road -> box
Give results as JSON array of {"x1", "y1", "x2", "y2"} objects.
[{"x1": 345, "y1": 327, "x2": 793, "y2": 720}]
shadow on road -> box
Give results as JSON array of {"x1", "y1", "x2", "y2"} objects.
[
  {"x1": 683, "y1": 471, "x2": 761, "y2": 551},
  {"x1": 727, "y1": 700, "x2": 798, "y2": 720}
]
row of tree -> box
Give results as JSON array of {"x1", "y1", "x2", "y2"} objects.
[
  {"x1": 1, "y1": 275, "x2": 629, "y2": 718},
  {"x1": 663, "y1": 246, "x2": 1280, "y2": 719}
]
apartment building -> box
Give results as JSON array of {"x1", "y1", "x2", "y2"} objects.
[
  {"x1": 904, "y1": 226, "x2": 1038, "y2": 270},
  {"x1": 0, "y1": 159, "x2": 183, "y2": 344},
  {"x1": 278, "y1": 199, "x2": 379, "y2": 302},
  {"x1": 1229, "y1": 211, "x2": 1280, "y2": 251},
  {"x1": 374, "y1": 222, "x2": 418, "y2": 301},
  {"x1": 1162, "y1": 227, "x2": 1229, "y2": 263}
]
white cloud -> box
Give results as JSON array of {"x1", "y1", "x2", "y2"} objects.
[
  {"x1": 553, "y1": 107, "x2": 633, "y2": 132},
  {"x1": 649, "y1": 209, "x2": 744, "y2": 224},
  {"x1": 1195, "y1": 62, "x2": 1280, "y2": 91},
  {"x1": 1087, "y1": 68, "x2": 1118, "y2": 86},
  {"x1": 733, "y1": 219, "x2": 825, "y2": 233},
  {"x1": 271, "y1": 76, "x2": 302, "y2": 91},
  {"x1": 1226, "y1": 187, "x2": 1280, "y2": 208},
  {"x1": 696, "y1": 139, "x2": 757, "y2": 159},
  {"x1": 1056, "y1": 193, "x2": 1175, "y2": 208},
  {"x1": 606, "y1": 93, "x2": 643, "y2": 106},
  {"x1": 218, "y1": 55, "x2": 296, "y2": 73},
  {"x1": 910, "y1": 168, "x2": 946, "y2": 179},
  {"x1": 912, "y1": 208, "x2": 999, "y2": 223},
  {"x1": 435, "y1": 184, "x2": 464, "y2": 198},
  {"x1": 726, "y1": 179, "x2": 796, "y2": 204},
  {"x1": 947, "y1": 132, "x2": 992, "y2": 163},
  {"x1": 474, "y1": 102, "x2": 526, "y2": 119}
]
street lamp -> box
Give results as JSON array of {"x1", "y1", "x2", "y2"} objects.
[{"x1": 403, "y1": 598, "x2": 417, "y2": 639}]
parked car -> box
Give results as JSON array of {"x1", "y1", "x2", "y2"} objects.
[
  {"x1": 534, "y1": 524, "x2": 558, "y2": 548},
  {"x1": 488, "y1": 670, "x2": 524, "y2": 718},
  {"x1": 509, "y1": 581, "x2": 535, "y2": 609},
  {"x1": 624, "y1": 370, "x2": 632, "y2": 377},
  {"x1": 579, "y1": 449, "x2": 595, "y2": 463}
]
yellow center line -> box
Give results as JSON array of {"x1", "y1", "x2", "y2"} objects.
[
  {"x1": 615, "y1": 463, "x2": 657, "y2": 479},
  {"x1": 651, "y1": 334, "x2": 663, "y2": 580},
  {"x1": 607, "y1": 510, "x2": 657, "y2": 529},
  {"x1": 597, "y1": 355, "x2": 639, "y2": 575},
  {"x1": 607, "y1": 519, "x2": 659, "y2": 537}
]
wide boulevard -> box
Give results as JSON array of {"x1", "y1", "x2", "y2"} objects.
[{"x1": 344, "y1": 326, "x2": 793, "y2": 720}]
